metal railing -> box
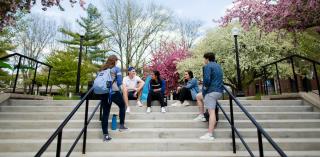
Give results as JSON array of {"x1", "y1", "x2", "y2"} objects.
[
  {"x1": 217, "y1": 85, "x2": 287, "y2": 157},
  {"x1": 0, "y1": 53, "x2": 53, "y2": 94},
  {"x1": 35, "y1": 87, "x2": 101, "y2": 157},
  {"x1": 261, "y1": 54, "x2": 320, "y2": 97}
]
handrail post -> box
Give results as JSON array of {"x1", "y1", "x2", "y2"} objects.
[
  {"x1": 56, "y1": 131, "x2": 63, "y2": 157},
  {"x1": 257, "y1": 129, "x2": 264, "y2": 157},
  {"x1": 290, "y1": 57, "x2": 299, "y2": 92},
  {"x1": 275, "y1": 63, "x2": 282, "y2": 94},
  {"x1": 13, "y1": 56, "x2": 22, "y2": 93},
  {"x1": 82, "y1": 99, "x2": 89, "y2": 154},
  {"x1": 31, "y1": 63, "x2": 38, "y2": 95},
  {"x1": 313, "y1": 63, "x2": 320, "y2": 97},
  {"x1": 263, "y1": 67, "x2": 268, "y2": 95},
  {"x1": 229, "y1": 96, "x2": 236, "y2": 153},
  {"x1": 100, "y1": 102, "x2": 103, "y2": 121},
  {"x1": 46, "y1": 67, "x2": 51, "y2": 95}
]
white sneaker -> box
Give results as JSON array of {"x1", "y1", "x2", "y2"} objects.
[
  {"x1": 137, "y1": 101, "x2": 143, "y2": 107},
  {"x1": 193, "y1": 114, "x2": 206, "y2": 122},
  {"x1": 161, "y1": 107, "x2": 166, "y2": 113},
  {"x1": 171, "y1": 101, "x2": 182, "y2": 107},
  {"x1": 200, "y1": 133, "x2": 215, "y2": 140},
  {"x1": 126, "y1": 107, "x2": 131, "y2": 113},
  {"x1": 146, "y1": 107, "x2": 151, "y2": 113},
  {"x1": 182, "y1": 101, "x2": 190, "y2": 106}
]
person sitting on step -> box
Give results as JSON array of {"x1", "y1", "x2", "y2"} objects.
[
  {"x1": 172, "y1": 70, "x2": 199, "y2": 106},
  {"x1": 147, "y1": 70, "x2": 166, "y2": 113},
  {"x1": 122, "y1": 67, "x2": 145, "y2": 113}
]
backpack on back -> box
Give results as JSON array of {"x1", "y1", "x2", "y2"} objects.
[{"x1": 93, "y1": 68, "x2": 114, "y2": 94}]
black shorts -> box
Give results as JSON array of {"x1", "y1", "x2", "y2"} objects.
[{"x1": 128, "y1": 91, "x2": 137, "y2": 100}]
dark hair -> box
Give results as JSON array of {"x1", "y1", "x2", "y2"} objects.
[
  {"x1": 203, "y1": 52, "x2": 215, "y2": 62},
  {"x1": 184, "y1": 70, "x2": 193, "y2": 83},
  {"x1": 100, "y1": 55, "x2": 118, "y2": 71},
  {"x1": 153, "y1": 70, "x2": 161, "y2": 81}
]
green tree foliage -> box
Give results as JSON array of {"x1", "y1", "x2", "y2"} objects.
[
  {"x1": 59, "y1": 4, "x2": 108, "y2": 63},
  {"x1": 177, "y1": 24, "x2": 296, "y2": 90},
  {"x1": 46, "y1": 49, "x2": 97, "y2": 95},
  {"x1": 297, "y1": 27, "x2": 320, "y2": 59},
  {"x1": 0, "y1": 27, "x2": 16, "y2": 88}
]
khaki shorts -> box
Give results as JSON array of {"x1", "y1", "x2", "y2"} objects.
[{"x1": 204, "y1": 92, "x2": 222, "y2": 109}]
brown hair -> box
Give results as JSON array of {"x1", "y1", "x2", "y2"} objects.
[{"x1": 100, "y1": 55, "x2": 118, "y2": 71}]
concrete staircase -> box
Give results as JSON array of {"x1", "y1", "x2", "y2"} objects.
[{"x1": 0, "y1": 99, "x2": 320, "y2": 157}]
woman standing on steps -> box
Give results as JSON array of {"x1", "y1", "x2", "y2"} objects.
[{"x1": 96, "y1": 55, "x2": 128, "y2": 142}]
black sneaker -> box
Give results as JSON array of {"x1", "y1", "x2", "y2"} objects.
[
  {"x1": 119, "y1": 124, "x2": 129, "y2": 132},
  {"x1": 103, "y1": 134, "x2": 112, "y2": 142}
]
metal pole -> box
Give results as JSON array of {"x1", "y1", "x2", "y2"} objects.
[
  {"x1": 234, "y1": 35, "x2": 244, "y2": 96},
  {"x1": 13, "y1": 56, "x2": 22, "y2": 93},
  {"x1": 46, "y1": 67, "x2": 51, "y2": 95},
  {"x1": 263, "y1": 67, "x2": 268, "y2": 95},
  {"x1": 258, "y1": 129, "x2": 264, "y2": 157},
  {"x1": 229, "y1": 96, "x2": 236, "y2": 153},
  {"x1": 100, "y1": 103, "x2": 103, "y2": 121},
  {"x1": 290, "y1": 57, "x2": 299, "y2": 92},
  {"x1": 82, "y1": 99, "x2": 89, "y2": 154},
  {"x1": 56, "y1": 131, "x2": 63, "y2": 157},
  {"x1": 275, "y1": 63, "x2": 282, "y2": 94},
  {"x1": 76, "y1": 35, "x2": 84, "y2": 95},
  {"x1": 313, "y1": 63, "x2": 320, "y2": 97},
  {"x1": 31, "y1": 63, "x2": 38, "y2": 95}
]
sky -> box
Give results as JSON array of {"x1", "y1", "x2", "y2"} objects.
[{"x1": 30, "y1": 0, "x2": 234, "y2": 34}]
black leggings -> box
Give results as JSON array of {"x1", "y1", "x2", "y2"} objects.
[
  {"x1": 147, "y1": 92, "x2": 165, "y2": 107},
  {"x1": 178, "y1": 87, "x2": 192, "y2": 103},
  {"x1": 100, "y1": 91, "x2": 126, "y2": 135}
]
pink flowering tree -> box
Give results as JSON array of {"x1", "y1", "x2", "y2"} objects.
[
  {"x1": 218, "y1": 0, "x2": 320, "y2": 33},
  {"x1": 149, "y1": 42, "x2": 190, "y2": 94},
  {"x1": 0, "y1": 0, "x2": 85, "y2": 30}
]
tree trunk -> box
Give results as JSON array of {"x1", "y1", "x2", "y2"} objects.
[{"x1": 66, "y1": 85, "x2": 69, "y2": 97}]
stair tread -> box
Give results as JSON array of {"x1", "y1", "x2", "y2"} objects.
[
  {"x1": 1, "y1": 128, "x2": 320, "y2": 132},
  {"x1": 1, "y1": 151, "x2": 320, "y2": 157},
  {"x1": 1, "y1": 138, "x2": 320, "y2": 143}
]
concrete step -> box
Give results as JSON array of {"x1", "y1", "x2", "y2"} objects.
[
  {"x1": 0, "y1": 112, "x2": 319, "y2": 120},
  {"x1": 2, "y1": 99, "x2": 305, "y2": 106},
  {"x1": 1, "y1": 128, "x2": 320, "y2": 139},
  {"x1": 1, "y1": 119, "x2": 320, "y2": 129},
  {"x1": 1, "y1": 151, "x2": 320, "y2": 157},
  {"x1": 0, "y1": 105, "x2": 313, "y2": 112},
  {"x1": 1, "y1": 138, "x2": 320, "y2": 152}
]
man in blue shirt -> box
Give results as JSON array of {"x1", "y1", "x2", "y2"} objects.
[{"x1": 200, "y1": 52, "x2": 224, "y2": 140}]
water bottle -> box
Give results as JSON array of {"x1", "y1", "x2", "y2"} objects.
[{"x1": 111, "y1": 114, "x2": 117, "y2": 130}]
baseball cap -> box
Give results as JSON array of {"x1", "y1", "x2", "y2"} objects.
[{"x1": 128, "y1": 67, "x2": 135, "y2": 72}]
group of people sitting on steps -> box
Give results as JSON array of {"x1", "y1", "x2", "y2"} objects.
[{"x1": 94, "y1": 52, "x2": 224, "y2": 142}]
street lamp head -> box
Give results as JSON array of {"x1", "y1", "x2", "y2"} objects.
[{"x1": 232, "y1": 27, "x2": 240, "y2": 36}]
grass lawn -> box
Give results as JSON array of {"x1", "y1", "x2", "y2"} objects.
[{"x1": 53, "y1": 95, "x2": 80, "y2": 100}]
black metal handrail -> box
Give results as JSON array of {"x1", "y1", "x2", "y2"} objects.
[
  {"x1": 261, "y1": 54, "x2": 320, "y2": 97},
  {"x1": 35, "y1": 87, "x2": 101, "y2": 157},
  {"x1": 217, "y1": 85, "x2": 287, "y2": 157},
  {"x1": 0, "y1": 53, "x2": 53, "y2": 94}
]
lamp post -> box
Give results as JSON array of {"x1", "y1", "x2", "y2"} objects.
[
  {"x1": 76, "y1": 35, "x2": 84, "y2": 95},
  {"x1": 232, "y1": 27, "x2": 244, "y2": 97}
]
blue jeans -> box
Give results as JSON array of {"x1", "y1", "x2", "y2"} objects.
[{"x1": 99, "y1": 91, "x2": 126, "y2": 135}]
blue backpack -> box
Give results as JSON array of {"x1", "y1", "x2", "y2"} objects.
[{"x1": 93, "y1": 68, "x2": 115, "y2": 96}]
